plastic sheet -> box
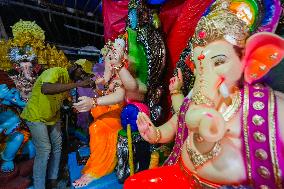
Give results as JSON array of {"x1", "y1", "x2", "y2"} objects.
[
  {"x1": 103, "y1": 0, "x2": 129, "y2": 41},
  {"x1": 159, "y1": 0, "x2": 214, "y2": 119}
]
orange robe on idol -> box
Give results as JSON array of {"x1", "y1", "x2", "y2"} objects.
[{"x1": 82, "y1": 103, "x2": 123, "y2": 178}]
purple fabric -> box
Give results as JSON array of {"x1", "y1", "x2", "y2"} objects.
[
  {"x1": 240, "y1": 88, "x2": 248, "y2": 185},
  {"x1": 76, "y1": 63, "x2": 104, "y2": 130},
  {"x1": 275, "y1": 94, "x2": 284, "y2": 187},
  {"x1": 164, "y1": 98, "x2": 190, "y2": 166},
  {"x1": 162, "y1": 84, "x2": 284, "y2": 188},
  {"x1": 76, "y1": 87, "x2": 96, "y2": 130},
  {"x1": 77, "y1": 112, "x2": 92, "y2": 130},
  {"x1": 77, "y1": 87, "x2": 96, "y2": 98},
  {"x1": 92, "y1": 62, "x2": 105, "y2": 75},
  {"x1": 77, "y1": 63, "x2": 105, "y2": 97},
  {"x1": 257, "y1": 0, "x2": 282, "y2": 33},
  {"x1": 246, "y1": 85, "x2": 276, "y2": 187},
  {"x1": 242, "y1": 83, "x2": 284, "y2": 188}
]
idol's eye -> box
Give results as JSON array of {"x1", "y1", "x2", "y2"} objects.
[
  {"x1": 214, "y1": 58, "x2": 226, "y2": 67},
  {"x1": 108, "y1": 55, "x2": 112, "y2": 60},
  {"x1": 211, "y1": 54, "x2": 227, "y2": 67}
]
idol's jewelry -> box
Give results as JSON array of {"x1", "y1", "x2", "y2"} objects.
[
  {"x1": 191, "y1": 2, "x2": 249, "y2": 48},
  {"x1": 92, "y1": 98, "x2": 98, "y2": 107},
  {"x1": 186, "y1": 137, "x2": 222, "y2": 169},
  {"x1": 191, "y1": 89, "x2": 215, "y2": 107},
  {"x1": 113, "y1": 60, "x2": 125, "y2": 72},
  {"x1": 221, "y1": 89, "x2": 242, "y2": 122},
  {"x1": 154, "y1": 127, "x2": 161, "y2": 144},
  {"x1": 121, "y1": 58, "x2": 128, "y2": 67}
]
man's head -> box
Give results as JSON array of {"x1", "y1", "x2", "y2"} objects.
[{"x1": 68, "y1": 59, "x2": 94, "y2": 81}]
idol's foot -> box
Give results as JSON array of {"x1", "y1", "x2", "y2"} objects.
[{"x1": 72, "y1": 174, "x2": 96, "y2": 188}]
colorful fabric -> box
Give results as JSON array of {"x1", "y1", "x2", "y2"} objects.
[
  {"x1": 124, "y1": 158, "x2": 220, "y2": 189},
  {"x1": 129, "y1": 101, "x2": 150, "y2": 116},
  {"x1": 164, "y1": 97, "x2": 190, "y2": 165},
  {"x1": 102, "y1": 0, "x2": 129, "y2": 41},
  {"x1": 124, "y1": 164, "x2": 192, "y2": 189},
  {"x1": 257, "y1": 0, "x2": 282, "y2": 32},
  {"x1": 82, "y1": 103, "x2": 123, "y2": 178},
  {"x1": 163, "y1": 83, "x2": 284, "y2": 188},
  {"x1": 127, "y1": 28, "x2": 148, "y2": 85},
  {"x1": 159, "y1": 0, "x2": 214, "y2": 120},
  {"x1": 159, "y1": 0, "x2": 185, "y2": 36},
  {"x1": 21, "y1": 67, "x2": 70, "y2": 125},
  {"x1": 242, "y1": 83, "x2": 284, "y2": 188},
  {"x1": 162, "y1": 0, "x2": 214, "y2": 77}
]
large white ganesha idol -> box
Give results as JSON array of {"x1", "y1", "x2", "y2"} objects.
[{"x1": 124, "y1": 0, "x2": 284, "y2": 188}]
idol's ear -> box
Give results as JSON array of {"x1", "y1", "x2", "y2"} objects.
[{"x1": 243, "y1": 32, "x2": 284, "y2": 84}]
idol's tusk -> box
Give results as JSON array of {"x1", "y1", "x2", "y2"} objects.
[
  {"x1": 219, "y1": 82, "x2": 232, "y2": 106},
  {"x1": 219, "y1": 82, "x2": 229, "y2": 98}
]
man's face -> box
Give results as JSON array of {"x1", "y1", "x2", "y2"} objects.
[{"x1": 69, "y1": 64, "x2": 88, "y2": 81}]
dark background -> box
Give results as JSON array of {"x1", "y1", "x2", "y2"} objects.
[{"x1": 0, "y1": 0, "x2": 105, "y2": 60}]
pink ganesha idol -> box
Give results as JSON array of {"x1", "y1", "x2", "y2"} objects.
[{"x1": 124, "y1": 0, "x2": 284, "y2": 188}]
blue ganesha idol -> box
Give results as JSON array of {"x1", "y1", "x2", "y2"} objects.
[{"x1": 0, "y1": 83, "x2": 35, "y2": 173}]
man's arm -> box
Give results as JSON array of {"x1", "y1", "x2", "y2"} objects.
[{"x1": 41, "y1": 79, "x2": 92, "y2": 95}]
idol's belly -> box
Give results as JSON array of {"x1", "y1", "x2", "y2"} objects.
[{"x1": 181, "y1": 136, "x2": 247, "y2": 185}]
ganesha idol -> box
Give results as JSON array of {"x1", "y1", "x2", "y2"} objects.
[
  {"x1": 8, "y1": 45, "x2": 41, "y2": 102},
  {"x1": 0, "y1": 81, "x2": 35, "y2": 173},
  {"x1": 124, "y1": 1, "x2": 284, "y2": 189}
]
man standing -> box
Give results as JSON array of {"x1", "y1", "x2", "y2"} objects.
[{"x1": 21, "y1": 63, "x2": 94, "y2": 189}]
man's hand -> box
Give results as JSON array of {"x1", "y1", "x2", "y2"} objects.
[{"x1": 77, "y1": 78, "x2": 96, "y2": 88}]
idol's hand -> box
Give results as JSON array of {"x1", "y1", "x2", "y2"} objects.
[
  {"x1": 112, "y1": 46, "x2": 125, "y2": 66},
  {"x1": 136, "y1": 112, "x2": 158, "y2": 144},
  {"x1": 73, "y1": 96, "x2": 95, "y2": 112},
  {"x1": 169, "y1": 68, "x2": 183, "y2": 92},
  {"x1": 95, "y1": 76, "x2": 105, "y2": 85}
]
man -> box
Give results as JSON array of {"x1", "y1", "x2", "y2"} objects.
[{"x1": 21, "y1": 62, "x2": 94, "y2": 189}]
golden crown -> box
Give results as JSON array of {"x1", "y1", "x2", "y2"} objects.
[
  {"x1": 192, "y1": 0, "x2": 250, "y2": 48},
  {"x1": 0, "y1": 20, "x2": 70, "y2": 71},
  {"x1": 12, "y1": 20, "x2": 45, "y2": 42}
]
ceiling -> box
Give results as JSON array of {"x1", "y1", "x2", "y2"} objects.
[{"x1": 0, "y1": 0, "x2": 104, "y2": 59}]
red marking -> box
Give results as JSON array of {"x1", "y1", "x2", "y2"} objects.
[
  {"x1": 216, "y1": 77, "x2": 225, "y2": 89},
  {"x1": 185, "y1": 57, "x2": 195, "y2": 72},
  {"x1": 206, "y1": 113, "x2": 213, "y2": 118},
  {"x1": 198, "y1": 54, "x2": 205, "y2": 60},
  {"x1": 198, "y1": 31, "x2": 206, "y2": 39}
]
